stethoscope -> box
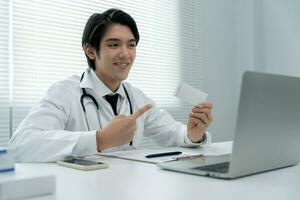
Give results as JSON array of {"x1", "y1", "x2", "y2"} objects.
[{"x1": 79, "y1": 71, "x2": 133, "y2": 131}]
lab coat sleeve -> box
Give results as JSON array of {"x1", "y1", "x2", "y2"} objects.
[
  {"x1": 7, "y1": 82, "x2": 98, "y2": 162},
  {"x1": 143, "y1": 100, "x2": 211, "y2": 148}
]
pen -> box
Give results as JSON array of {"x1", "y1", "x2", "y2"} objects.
[{"x1": 145, "y1": 151, "x2": 182, "y2": 158}]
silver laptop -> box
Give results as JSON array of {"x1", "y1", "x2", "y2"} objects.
[{"x1": 158, "y1": 71, "x2": 300, "y2": 179}]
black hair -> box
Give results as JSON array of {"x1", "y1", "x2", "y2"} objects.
[{"x1": 82, "y1": 8, "x2": 140, "y2": 70}]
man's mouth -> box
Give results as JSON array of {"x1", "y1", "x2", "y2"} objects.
[{"x1": 114, "y1": 62, "x2": 130, "y2": 69}]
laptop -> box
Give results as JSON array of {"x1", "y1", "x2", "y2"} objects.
[{"x1": 158, "y1": 71, "x2": 300, "y2": 179}]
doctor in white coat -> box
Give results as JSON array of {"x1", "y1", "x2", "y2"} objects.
[{"x1": 8, "y1": 9, "x2": 213, "y2": 162}]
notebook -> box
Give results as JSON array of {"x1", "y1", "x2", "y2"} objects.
[{"x1": 158, "y1": 71, "x2": 300, "y2": 179}]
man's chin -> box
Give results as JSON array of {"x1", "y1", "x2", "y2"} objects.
[{"x1": 116, "y1": 72, "x2": 129, "y2": 81}]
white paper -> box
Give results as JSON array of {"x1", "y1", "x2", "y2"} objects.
[
  {"x1": 95, "y1": 142, "x2": 233, "y2": 164},
  {"x1": 174, "y1": 81, "x2": 208, "y2": 106},
  {"x1": 99, "y1": 148, "x2": 203, "y2": 164}
]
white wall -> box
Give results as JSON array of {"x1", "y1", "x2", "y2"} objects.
[
  {"x1": 236, "y1": 0, "x2": 300, "y2": 76},
  {"x1": 200, "y1": 0, "x2": 239, "y2": 141},
  {"x1": 228, "y1": 0, "x2": 300, "y2": 143},
  {"x1": 260, "y1": 0, "x2": 300, "y2": 76},
  {"x1": 198, "y1": 0, "x2": 298, "y2": 142}
]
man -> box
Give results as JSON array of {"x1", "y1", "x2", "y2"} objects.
[{"x1": 8, "y1": 8, "x2": 213, "y2": 162}]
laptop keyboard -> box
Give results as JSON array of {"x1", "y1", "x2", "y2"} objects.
[{"x1": 193, "y1": 162, "x2": 230, "y2": 173}]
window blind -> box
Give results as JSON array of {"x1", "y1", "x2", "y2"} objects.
[
  {"x1": 0, "y1": 0, "x2": 205, "y2": 147},
  {"x1": 0, "y1": 0, "x2": 10, "y2": 146}
]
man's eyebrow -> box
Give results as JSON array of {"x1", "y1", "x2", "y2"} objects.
[
  {"x1": 128, "y1": 39, "x2": 137, "y2": 43},
  {"x1": 105, "y1": 38, "x2": 120, "y2": 42},
  {"x1": 105, "y1": 38, "x2": 137, "y2": 43}
]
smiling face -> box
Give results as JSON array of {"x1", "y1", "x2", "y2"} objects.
[{"x1": 91, "y1": 23, "x2": 137, "y2": 91}]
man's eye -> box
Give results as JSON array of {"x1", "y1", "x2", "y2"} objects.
[
  {"x1": 108, "y1": 43, "x2": 119, "y2": 47},
  {"x1": 129, "y1": 43, "x2": 136, "y2": 48}
]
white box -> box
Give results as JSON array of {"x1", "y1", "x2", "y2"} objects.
[{"x1": 0, "y1": 174, "x2": 55, "y2": 200}]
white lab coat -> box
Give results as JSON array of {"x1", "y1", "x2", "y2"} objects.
[{"x1": 8, "y1": 69, "x2": 211, "y2": 162}]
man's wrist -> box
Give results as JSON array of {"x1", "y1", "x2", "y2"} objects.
[
  {"x1": 96, "y1": 130, "x2": 109, "y2": 152},
  {"x1": 198, "y1": 132, "x2": 207, "y2": 143},
  {"x1": 187, "y1": 131, "x2": 207, "y2": 143}
]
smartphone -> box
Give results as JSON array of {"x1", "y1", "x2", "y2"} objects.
[{"x1": 57, "y1": 158, "x2": 108, "y2": 171}]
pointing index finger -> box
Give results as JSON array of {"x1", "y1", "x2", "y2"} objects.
[{"x1": 131, "y1": 104, "x2": 153, "y2": 120}]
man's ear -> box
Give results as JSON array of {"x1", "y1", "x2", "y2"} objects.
[{"x1": 84, "y1": 45, "x2": 97, "y2": 60}]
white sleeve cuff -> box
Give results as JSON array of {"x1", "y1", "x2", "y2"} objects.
[
  {"x1": 184, "y1": 131, "x2": 212, "y2": 147},
  {"x1": 71, "y1": 130, "x2": 98, "y2": 157}
]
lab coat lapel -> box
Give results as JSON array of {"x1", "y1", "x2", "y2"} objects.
[{"x1": 83, "y1": 98, "x2": 101, "y2": 131}]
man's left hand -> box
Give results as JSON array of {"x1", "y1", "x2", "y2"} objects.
[{"x1": 187, "y1": 102, "x2": 213, "y2": 143}]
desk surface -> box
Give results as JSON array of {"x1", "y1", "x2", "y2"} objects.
[{"x1": 12, "y1": 141, "x2": 300, "y2": 200}]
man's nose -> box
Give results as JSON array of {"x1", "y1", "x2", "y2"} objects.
[{"x1": 119, "y1": 45, "x2": 130, "y2": 58}]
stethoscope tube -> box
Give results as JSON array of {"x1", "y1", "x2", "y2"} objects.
[{"x1": 80, "y1": 71, "x2": 133, "y2": 145}]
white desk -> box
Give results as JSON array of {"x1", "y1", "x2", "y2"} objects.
[{"x1": 13, "y1": 142, "x2": 300, "y2": 200}]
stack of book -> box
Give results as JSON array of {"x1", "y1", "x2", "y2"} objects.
[{"x1": 0, "y1": 147, "x2": 14, "y2": 173}]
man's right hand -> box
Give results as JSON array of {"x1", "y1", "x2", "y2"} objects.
[{"x1": 96, "y1": 104, "x2": 152, "y2": 151}]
